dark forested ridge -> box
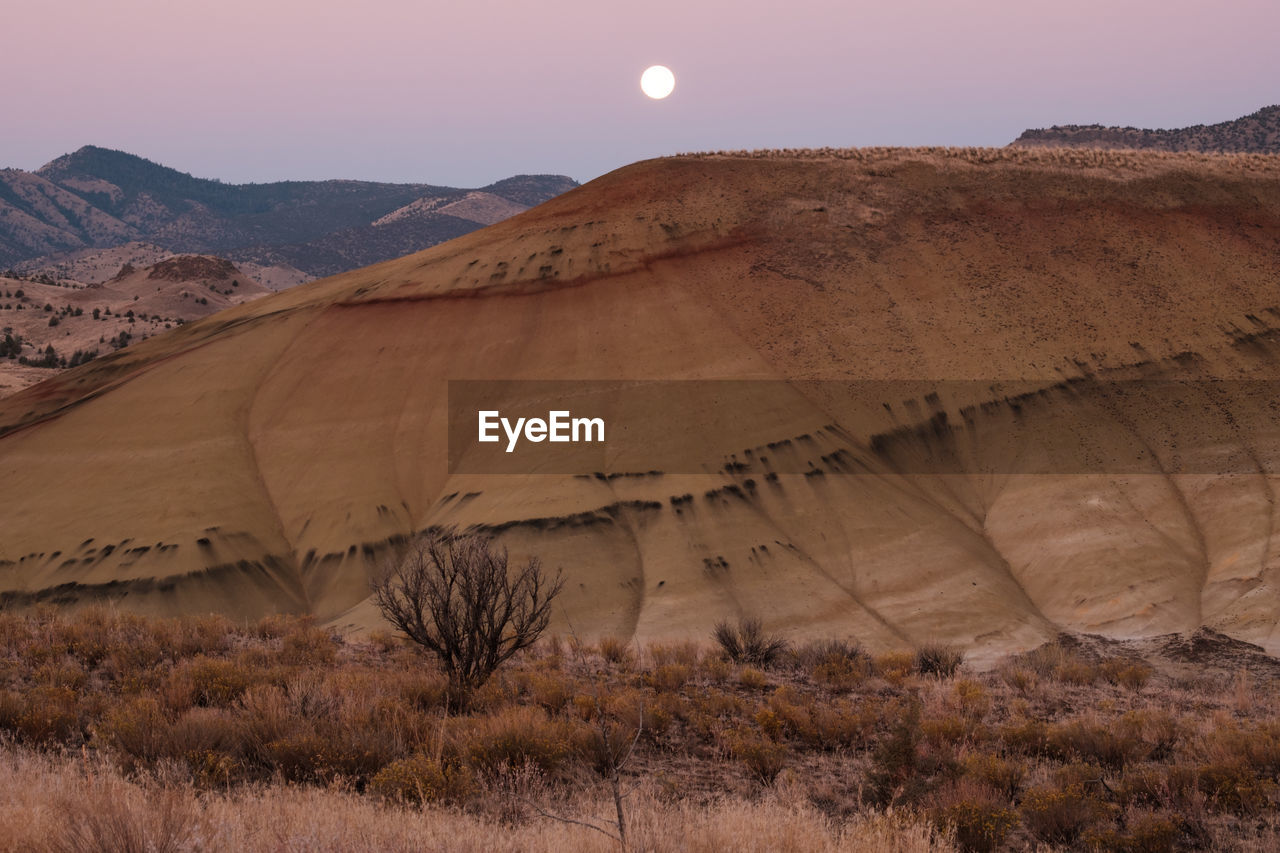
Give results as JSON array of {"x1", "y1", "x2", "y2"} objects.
[{"x1": 0, "y1": 145, "x2": 577, "y2": 276}]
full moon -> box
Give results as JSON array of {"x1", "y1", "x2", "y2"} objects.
[{"x1": 640, "y1": 65, "x2": 676, "y2": 100}]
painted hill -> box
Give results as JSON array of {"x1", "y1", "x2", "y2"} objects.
[
  {"x1": 1011, "y1": 105, "x2": 1280, "y2": 153},
  {"x1": 0, "y1": 146, "x2": 577, "y2": 275},
  {"x1": 3, "y1": 147, "x2": 1280, "y2": 662}
]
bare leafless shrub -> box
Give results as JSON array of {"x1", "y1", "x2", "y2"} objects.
[{"x1": 371, "y1": 532, "x2": 563, "y2": 702}]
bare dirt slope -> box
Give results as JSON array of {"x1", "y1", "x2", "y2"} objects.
[{"x1": 3, "y1": 147, "x2": 1280, "y2": 661}]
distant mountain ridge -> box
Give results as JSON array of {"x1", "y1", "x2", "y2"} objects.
[
  {"x1": 0, "y1": 146, "x2": 578, "y2": 276},
  {"x1": 1010, "y1": 105, "x2": 1280, "y2": 153}
]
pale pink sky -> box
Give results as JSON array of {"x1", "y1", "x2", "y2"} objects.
[{"x1": 6, "y1": 0, "x2": 1277, "y2": 186}]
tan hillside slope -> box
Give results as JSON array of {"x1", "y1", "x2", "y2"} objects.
[
  {"x1": 3, "y1": 147, "x2": 1280, "y2": 660},
  {"x1": 0, "y1": 256, "x2": 274, "y2": 397},
  {"x1": 15, "y1": 242, "x2": 311, "y2": 291}
]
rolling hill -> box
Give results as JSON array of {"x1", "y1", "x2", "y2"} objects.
[
  {"x1": 0, "y1": 255, "x2": 275, "y2": 396},
  {"x1": 3, "y1": 147, "x2": 1280, "y2": 662},
  {"x1": 0, "y1": 146, "x2": 577, "y2": 276}
]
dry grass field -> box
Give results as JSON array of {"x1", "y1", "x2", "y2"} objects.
[
  {"x1": 2, "y1": 607, "x2": 1279, "y2": 851},
  {"x1": 0, "y1": 747, "x2": 943, "y2": 852}
]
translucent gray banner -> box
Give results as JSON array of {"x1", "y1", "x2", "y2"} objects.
[{"x1": 447, "y1": 379, "x2": 1280, "y2": 475}]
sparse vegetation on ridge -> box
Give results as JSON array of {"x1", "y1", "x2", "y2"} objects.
[
  {"x1": 676, "y1": 145, "x2": 1280, "y2": 176},
  {"x1": 0, "y1": 607, "x2": 1279, "y2": 850}
]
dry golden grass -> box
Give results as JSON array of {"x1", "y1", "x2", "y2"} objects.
[
  {"x1": 2, "y1": 607, "x2": 1280, "y2": 850},
  {"x1": 0, "y1": 746, "x2": 950, "y2": 853}
]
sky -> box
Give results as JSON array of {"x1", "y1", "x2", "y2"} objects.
[{"x1": 5, "y1": 0, "x2": 1278, "y2": 188}]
